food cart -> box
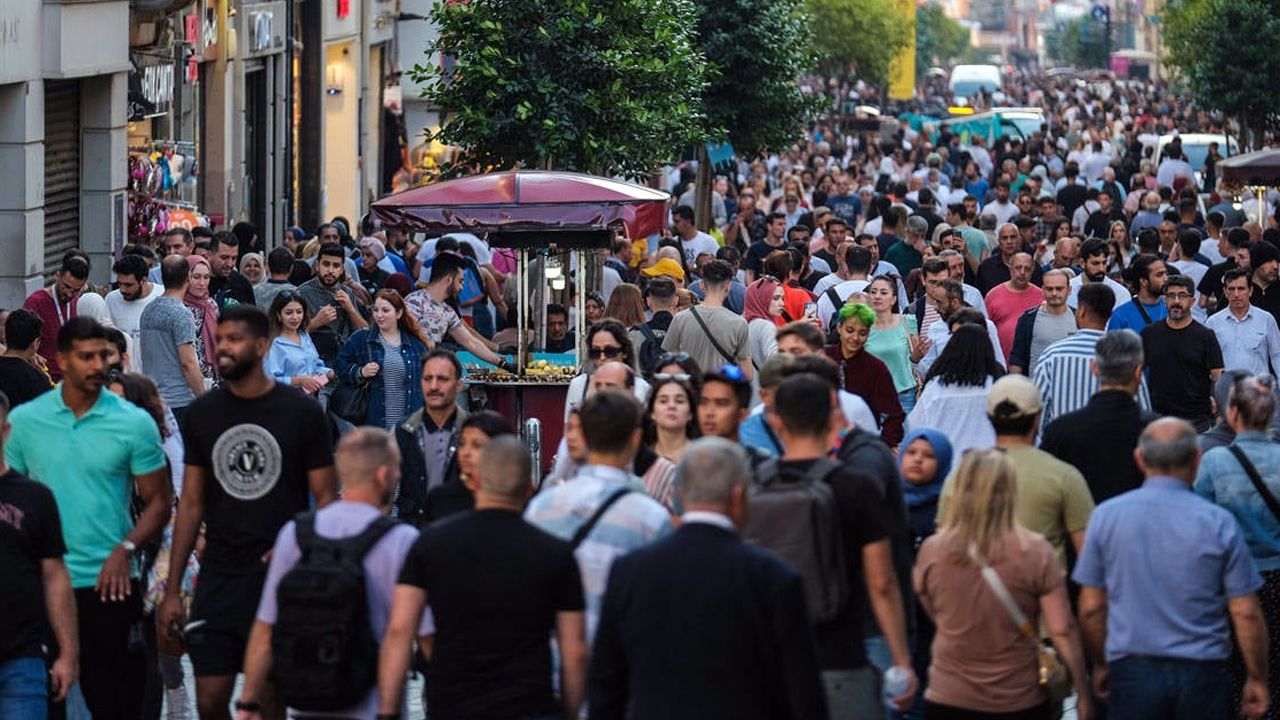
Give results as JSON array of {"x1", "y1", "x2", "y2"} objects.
[
  {"x1": 1217, "y1": 148, "x2": 1280, "y2": 228},
  {"x1": 370, "y1": 170, "x2": 669, "y2": 474}
]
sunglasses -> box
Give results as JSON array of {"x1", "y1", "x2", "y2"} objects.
[
  {"x1": 716, "y1": 364, "x2": 747, "y2": 382},
  {"x1": 657, "y1": 352, "x2": 690, "y2": 366},
  {"x1": 588, "y1": 346, "x2": 623, "y2": 360},
  {"x1": 654, "y1": 372, "x2": 692, "y2": 382}
]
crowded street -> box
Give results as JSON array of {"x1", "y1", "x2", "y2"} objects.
[{"x1": 4, "y1": 0, "x2": 1280, "y2": 717}]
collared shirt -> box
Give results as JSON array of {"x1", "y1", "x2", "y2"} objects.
[
  {"x1": 264, "y1": 332, "x2": 329, "y2": 384},
  {"x1": 1073, "y1": 476, "x2": 1262, "y2": 663},
  {"x1": 1068, "y1": 275, "x2": 1130, "y2": 312},
  {"x1": 1195, "y1": 432, "x2": 1280, "y2": 571},
  {"x1": 1033, "y1": 329, "x2": 1152, "y2": 428},
  {"x1": 524, "y1": 464, "x2": 673, "y2": 645},
  {"x1": 4, "y1": 387, "x2": 167, "y2": 587},
  {"x1": 1205, "y1": 305, "x2": 1280, "y2": 376},
  {"x1": 918, "y1": 316, "x2": 1006, "y2": 378},
  {"x1": 418, "y1": 409, "x2": 459, "y2": 492},
  {"x1": 404, "y1": 289, "x2": 460, "y2": 345},
  {"x1": 681, "y1": 511, "x2": 736, "y2": 533}
]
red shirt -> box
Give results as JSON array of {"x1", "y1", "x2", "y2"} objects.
[
  {"x1": 985, "y1": 284, "x2": 1043, "y2": 361},
  {"x1": 22, "y1": 289, "x2": 77, "y2": 381}
]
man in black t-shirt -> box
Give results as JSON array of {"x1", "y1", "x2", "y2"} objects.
[
  {"x1": 1141, "y1": 276, "x2": 1225, "y2": 432},
  {"x1": 0, "y1": 310, "x2": 52, "y2": 407},
  {"x1": 0, "y1": 390, "x2": 77, "y2": 712},
  {"x1": 206, "y1": 231, "x2": 257, "y2": 312},
  {"x1": 159, "y1": 306, "x2": 337, "y2": 719},
  {"x1": 379, "y1": 436, "x2": 587, "y2": 719},
  {"x1": 771, "y1": 373, "x2": 916, "y2": 715}
]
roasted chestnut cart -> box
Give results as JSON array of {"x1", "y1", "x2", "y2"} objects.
[{"x1": 371, "y1": 170, "x2": 668, "y2": 473}]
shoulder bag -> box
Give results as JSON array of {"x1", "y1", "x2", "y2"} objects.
[
  {"x1": 1229, "y1": 444, "x2": 1280, "y2": 522},
  {"x1": 690, "y1": 306, "x2": 753, "y2": 370},
  {"x1": 972, "y1": 546, "x2": 1073, "y2": 705}
]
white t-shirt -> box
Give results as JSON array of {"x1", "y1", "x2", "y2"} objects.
[
  {"x1": 1068, "y1": 275, "x2": 1130, "y2": 312},
  {"x1": 415, "y1": 233, "x2": 493, "y2": 282},
  {"x1": 105, "y1": 283, "x2": 164, "y2": 372},
  {"x1": 679, "y1": 231, "x2": 720, "y2": 267}
]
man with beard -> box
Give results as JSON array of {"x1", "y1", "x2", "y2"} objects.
[
  {"x1": 105, "y1": 254, "x2": 163, "y2": 372},
  {"x1": 22, "y1": 253, "x2": 88, "y2": 381},
  {"x1": 1009, "y1": 269, "x2": 1078, "y2": 376},
  {"x1": 5, "y1": 317, "x2": 171, "y2": 718},
  {"x1": 1069, "y1": 239, "x2": 1131, "y2": 312},
  {"x1": 403, "y1": 252, "x2": 511, "y2": 370},
  {"x1": 1247, "y1": 239, "x2": 1280, "y2": 321},
  {"x1": 1141, "y1": 275, "x2": 1225, "y2": 432},
  {"x1": 1108, "y1": 255, "x2": 1168, "y2": 334},
  {"x1": 298, "y1": 243, "x2": 369, "y2": 367},
  {"x1": 206, "y1": 232, "x2": 257, "y2": 312},
  {"x1": 392, "y1": 349, "x2": 468, "y2": 526},
  {"x1": 159, "y1": 305, "x2": 338, "y2": 720}
]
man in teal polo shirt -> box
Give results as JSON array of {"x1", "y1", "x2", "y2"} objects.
[{"x1": 5, "y1": 316, "x2": 171, "y2": 719}]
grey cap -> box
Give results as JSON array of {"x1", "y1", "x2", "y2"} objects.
[{"x1": 906, "y1": 215, "x2": 929, "y2": 235}]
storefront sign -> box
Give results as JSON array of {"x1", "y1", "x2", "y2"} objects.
[
  {"x1": 243, "y1": 2, "x2": 285, "y2": 57},
  {"x1": 129, "y1": 52, "x2": 175, "y2": 120}
]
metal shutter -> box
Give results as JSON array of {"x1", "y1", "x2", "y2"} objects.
[{"x1": 43, "y1": 80, "x2": 81, "y2": 277}]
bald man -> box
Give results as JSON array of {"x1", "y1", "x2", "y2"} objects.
[
  {"x1": 986, "y1": 252, "x2": 1046, "y2": 361},
  {"x1": 238, "y1": 428, "x2": 427, "y2": 719}
]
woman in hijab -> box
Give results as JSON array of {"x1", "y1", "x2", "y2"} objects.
[
  {"x1": 185, "y1": 255, "x2": 221, "y2": 389},
  {"x1": 743, "y1": 276, "x2": 786, "y2": 370},
  {"x1": 238, "y1": 252, "x2": 266, "y2": 286}
]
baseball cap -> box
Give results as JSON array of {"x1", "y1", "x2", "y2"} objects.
[
  {"x1": 987, "y1": 375, "x2": 1042, "y2": 419},
  {"x1": 640, "y1": 257, "x2": 686, "y2": 281}
]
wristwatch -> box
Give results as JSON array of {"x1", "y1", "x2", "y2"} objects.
[
  {"x1": 234, "y1": 700, "x2": 261, "y2": 712},
  {"x1": 120, "y1": 539, "x2": 138, "y2": 554}
]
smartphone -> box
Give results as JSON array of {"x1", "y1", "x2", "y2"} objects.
[{"x1": 803, "y1": 302, "x2": 817, "y2": 320}]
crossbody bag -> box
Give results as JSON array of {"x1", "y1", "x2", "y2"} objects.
[{"x1": 1229, "y1": 444, "x2": 1280, "y2": 522}]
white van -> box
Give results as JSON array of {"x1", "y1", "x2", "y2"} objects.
[
  {"x1": 949, "y1": 65, "x2": 1003, "y2": 105},
  {"x1": 1155, "y1": 133, "x2": 1238, "y2": 189}
]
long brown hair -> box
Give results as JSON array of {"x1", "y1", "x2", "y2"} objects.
[
  {"x1": 604, "y1": 284, "x2": 646, "y2": 328},
  {"x1": 374, "y1": 289, "x2": 429, "y2": 346}
]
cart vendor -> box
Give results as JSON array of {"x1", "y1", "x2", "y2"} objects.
[{"x1": 405, "y1": 252, "x2": 515, "y2": 371}]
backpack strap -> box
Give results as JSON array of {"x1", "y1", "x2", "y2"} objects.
[
  {"x1": 570, "y1": 488, "x2": 633, "y2": 549},
  {"x1": 637, "y1": 322, "x2": 658, "y2": 346},
  {"x1": 346, "y1": 516, "x2": 400, "y2": 561},
  {"x1": 293, "y1": 512, "x2": 319, "y2": 561},
  {"x1": 1229, "y1": 444, "x2": 1280, "y2": 523},
  {"x1": 803, "y1": 458, "x2": 843, "y2": 486}
]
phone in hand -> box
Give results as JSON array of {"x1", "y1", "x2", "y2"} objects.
[{"x1": 804, "y1": 302, "x2": 818, "y2": 320}]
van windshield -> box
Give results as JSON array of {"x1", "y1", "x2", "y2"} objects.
[{"x1": 951, "y1": 80, "x2": 999, "y2": 98}]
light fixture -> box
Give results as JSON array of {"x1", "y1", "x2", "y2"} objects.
[
  {"x1": 550, "y1": 276, "x2": 566, "y2": 291},
  {"x1": 545, "y1": 258, "x2": 563, "y2": 280},
  {"x1": 326, "y1": 62, "x2": 344, "y2": 95}
]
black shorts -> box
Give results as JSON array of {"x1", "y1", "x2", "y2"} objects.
[{"x1": 186, "y1": 568, "x2": 267, "y2": 677}]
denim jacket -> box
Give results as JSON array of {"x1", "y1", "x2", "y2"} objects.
[
  {"x1": 1195, "y1": 431, "x2": 1280, "y2": 571},
  {"x1": 334, "y1": 328, "x2": 427, "y2": 429}
]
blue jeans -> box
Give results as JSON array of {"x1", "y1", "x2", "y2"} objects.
[
  {"x1": 1108, "y1": 656, "x2": 1230, "y2": 720},
  {"x1": 899, "y1": 387, "x2": 917, "y2": 415},
  {"x1": 0, "y1": 657, "x2": 47, "y2": 720}
]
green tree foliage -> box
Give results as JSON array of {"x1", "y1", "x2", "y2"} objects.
[
  {"x1": 410, "y1": 0, "x2": 711, "y2": 178},
  {"x1": 1165, "y1": 0, "x2": 1280, "y2": 148},
  {"x1": 806, "y1": 0, "x2": 911, "y2": 85},
  {"x1": 1043, "y1": 17, "x2": 1109, "y2": 69},
  {"x1": 916, "y1": 3, "x2": 969, "y2": 71}
]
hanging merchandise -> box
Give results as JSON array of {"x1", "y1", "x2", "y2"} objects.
[{"x1": 127, "y1": 142, "x2": 207, "y2": 247}]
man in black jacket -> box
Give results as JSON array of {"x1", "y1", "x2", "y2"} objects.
[
  {"x1": 393, "y1": 349, "x2": 468, "y2": 525},
  {"x1": 588, "y1": 437, "x2": 828, "y2": 720},
  {"x1": 1041, "y1": 329, "x2": 1157, "y2": 503}
]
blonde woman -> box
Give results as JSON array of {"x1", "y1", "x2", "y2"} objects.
[{"x1": 914, "y1": 449, "x2": 1093, "y2": 720}]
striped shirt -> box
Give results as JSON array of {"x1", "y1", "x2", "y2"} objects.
[
  {"x1": 524, "y1": 464, "x2": 673, "y2": 645},
  {"x1": 379, "y1": 335, "x2": 407, "y2": 431},
  {"x1": 1033, "y1": 328, "x2": 1152, "y2": 429}
]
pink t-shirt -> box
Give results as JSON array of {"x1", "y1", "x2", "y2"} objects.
[{"x1": 985, "y1": 284, "x2": 1043, "y2": 361}]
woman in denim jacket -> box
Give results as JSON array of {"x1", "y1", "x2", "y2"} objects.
[{"x1": 335, "y1": 289, "x2": 430, "y2": 430}]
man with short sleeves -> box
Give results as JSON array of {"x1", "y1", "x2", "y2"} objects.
[
  {"x1": 236, "y1": 428, "x2": 426, "y2": 720},
  {"x1": 105, "y1": 254, "x2": 164, "y2": 373},
  {"x1": 0, "y1": 389, "x2": 79, "y2": 718},
  {"x1": 1108, "y1": 255, "x2": 1168, "y2": 334},
  {"x1": 662, "y1": 259, "x2": 752, "y2": 381},
  {"x1": 1075, "y1": 419, "x2": 1269, "y2": 720},
  {"x1": 403, "y1": 251, "x2": 511, "y2": 369},
  {"x1": 671, "y1": 204, "x2": 720, "y2": 267},
  {"x1": 23, "y1": 254, "x2": 88, "y2": 381},
  {"x1": 1141, "y1": 275, "x2": 1225, "y2": 432},
  {"x1": 298, "y1": 244, "x2": 369, "y2": 367},
  {"x1": 1069, "y1": 239, "x2": 1131, "y2": 312},
  {"x1": 140, "y1": 255, "x2": 205, "y2": 426},
  {"x1": 207, "y1": 231, "x2": 257, "y2": 312},
  {"x1": 1008, "y1": 269, "x2": 1076, "y2": 375},
  {"x1": 976, "y1": 223, "x2": 1045, "y2": 294},
  {"x1": 984, "y1": 252, "x2": 1045, "y2": 362},
  {"x1": 1206, "y1": 268, "x2": 1280, "y2": 376},
  {"x1": 380, "y1": 436, "x2": 589, "y2": 719},
  {"x1": 744, "y1": 212, "x2": 790, "y2": 282},
  {"x1": 6, "y1": 317, "x2": 172, "y2": 719},
  {"x1": 0, "y1": 310, "x2": 53, "y2": 408},
  {"x1": 158, "y1": 306, "x2": 338, "y2": 720}
]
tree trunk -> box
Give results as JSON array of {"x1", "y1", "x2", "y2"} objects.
[{"x1": 694, "y1": 144, "x2": 713, "y2": 232}]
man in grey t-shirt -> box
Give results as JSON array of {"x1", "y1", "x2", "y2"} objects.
[
  {"x1": 139, "y1": 255, "x2": 205, "y2": 423},
  {"x1": 1009, "y1": 269, "x2": 1077, "y2": 375},
  {"x1": 661, "y1": 260, "x2": 753, "y2": 381}
]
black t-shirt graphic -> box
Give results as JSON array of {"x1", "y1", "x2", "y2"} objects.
[
  {"x1": 0, "y1": 470, "x2": 66, "y2": 660},
  {"x1": 182, "y1": 383, "x2": 333, "y2": 571}
]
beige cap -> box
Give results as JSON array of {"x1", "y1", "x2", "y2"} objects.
[{"x1": 987, "y1": 375, "x2": 1042, "y2": 419}]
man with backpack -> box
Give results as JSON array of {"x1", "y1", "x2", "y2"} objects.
[
  {"x1": 235, "y1": 428, "x2": 425, "y2": 720},
  {"x1": 380, "y1": 435, "x2": 589, "y2": 720},
  {"x1": 630, "y1": 277, "x2": 677, "y2": 376},
  {"x1": 750, "y1": 372, "x2": 916, "y2": 717}
]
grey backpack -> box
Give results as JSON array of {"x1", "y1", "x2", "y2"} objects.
[{"x1": 744, "y1": 458, "x2": 850, "y2": 624}]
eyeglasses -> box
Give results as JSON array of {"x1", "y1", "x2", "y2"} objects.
[
  {"x1": 755, "y1": 275, "x2": 781, "y2": 285},
  {"x1": 654, "y1": 373, "x2": 692, "y2": 382},
  {"x1": 657, "y1": 352, "x2": 690, "y2": 366},
  {"x1": 588, "y1": 346, "x2": 623, "y2": 360},
  {"x1": 716, "y1": 364, "x2": 747, "y2": 382}
]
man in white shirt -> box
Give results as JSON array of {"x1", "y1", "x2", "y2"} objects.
[
  {"x1": 1069, "y1": 238, "x2": 1130, "y2": 312},
  {"x1": 980, "y1": 180, "x2": 1019, "y2": 226},
  {"x1": 815, "y1": 245, "x2": 873, "y2": 328},
  {"x1": 917, "y1": 280, "x2": 1006, "y2": 377},
  {"x1": 106, "y1": 254, "x2": 164, "y2": 372},
  {"x1": 671, "y1": 205, "x2": 720, "y2": 268},
  {"x1": 1205, "y1": 268, "x2": 1280, "y2": 376}
]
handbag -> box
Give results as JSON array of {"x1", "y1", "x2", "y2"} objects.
[
  {"x1": 971, "y1": 546, "x2": 1073, "y2": 704},
  {"x1": 330, "y1": 376, "x2": 371, "y2": 424}
]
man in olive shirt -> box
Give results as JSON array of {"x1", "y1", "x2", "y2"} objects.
[{"x1": 938, "y1": 375, "x2": 1094, "y2": 566}]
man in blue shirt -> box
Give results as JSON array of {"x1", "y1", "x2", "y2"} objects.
[
  {"x1": 1107, "y1": 254, "x2": 1167, "y2": 333},
  {"x1": 1075, "y1": 418, "x2": 1269, "y2": 720}
]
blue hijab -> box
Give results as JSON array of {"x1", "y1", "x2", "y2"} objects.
[{"x1": 898, "y1": 428, "x2": 954, "y2": 509}]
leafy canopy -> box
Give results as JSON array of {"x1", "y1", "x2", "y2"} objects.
[
  {"x1": 806, "y1": 0, "x2": 911, "y2": 85},
  {"x1": 410, "y1": 0, "x2": 710, "y2": 178}
]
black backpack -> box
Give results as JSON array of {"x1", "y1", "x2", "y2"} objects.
[
  {"x1": 743, "y1": 458, "x2": 850, "y2": 624},
  {"x1": 635, "y1": 323, "x2": 667, "y2": 375},
  {"x1": 271, "y1": 512, "x2": 397, "y2": 712}
]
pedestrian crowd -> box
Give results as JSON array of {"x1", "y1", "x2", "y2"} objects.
[{"x1": 3, "y1": 70, "x2": 1280, "y2": 720}]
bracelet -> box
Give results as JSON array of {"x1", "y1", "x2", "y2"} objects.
[{"x1": 234, "y1": 700, "x2": 261, "y2": 712}]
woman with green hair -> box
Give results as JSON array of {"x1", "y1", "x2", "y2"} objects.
[{"x1": 824, "y1": 301, "x2": 906, "y2": 446}]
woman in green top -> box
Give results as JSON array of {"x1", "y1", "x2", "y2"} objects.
[{"x1": 865, "y1": 275, "x2": 930, "y2": 413}]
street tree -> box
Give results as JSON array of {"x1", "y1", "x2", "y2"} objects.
[
  {"x1": 410, "y1": 0, "x2": 710, "y2": 179},
  {"x1": 916, "y1": 3, "x2": 969, "y2": 72},
  {"x1": 1165, "y1": 0, "x2": 1280, "y2": 150},
  {"x1": 807, "y1": 0, "x2": 911, "y2": 86},
  {"x1": 690, "y1": 0, "x2": 822, "y2": 228}
]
